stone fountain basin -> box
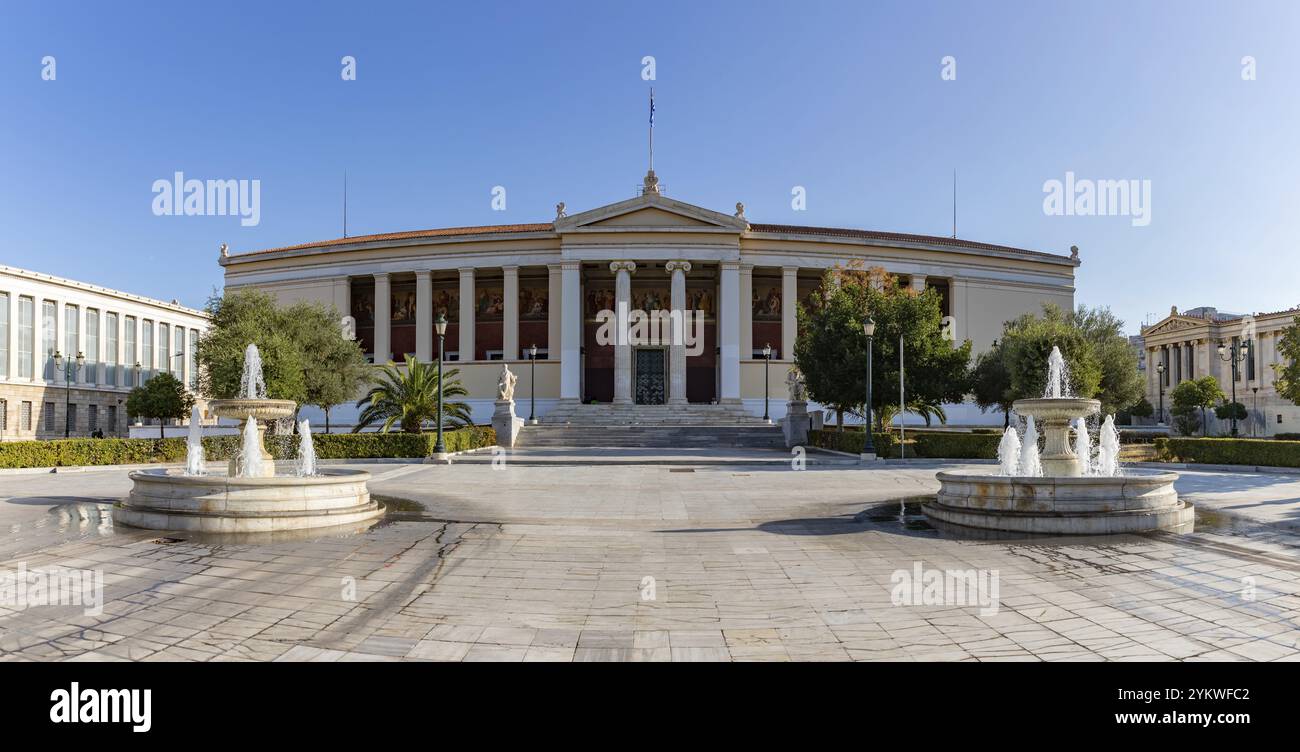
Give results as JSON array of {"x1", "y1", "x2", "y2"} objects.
[
  {"x1": 208, "y1": 398, "x2": 297, "y2": 422},
  {"x1": 927, "y1": 470, "x2": 1193, "y2": 535},
  {"x1": 1012, "y1": 397, "x2": 1100, "y2": 421},
  {"x1": 114, "y1": 467, "x2": 381, "y2": 534}
]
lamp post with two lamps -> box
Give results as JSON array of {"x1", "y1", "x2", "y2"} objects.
[
  {"x1": 52, "y1": 350, "x2": 85, "y2": 438},
  {"x1": 1217, "y1": 338, "x2": 1251, "y2": 437},
  {"x1": 861, "y1": 316, "x2": 876, "y2": 461}
]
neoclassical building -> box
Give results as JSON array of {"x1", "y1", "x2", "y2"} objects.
[
  {"x1": 1140, "y1": 305, "x2": 1300, "y2": 436},
  {"x1": 221, "y1": 173, "x2": 1078, "y2": 426},
  {"x1": 0, "y1": 265, "x2": 209, "y2": 440}
]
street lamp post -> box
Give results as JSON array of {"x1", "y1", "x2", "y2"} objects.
[
  {"x1": 861, "y1": 316, "x2": 876, "y2": 461},
  {"x1": 762, "y1": 343, "x2": 772, "y2": 423},
  {"x1": 1156, "y1": 362, "x2": 1166, "y2": 426},
  {"x1": 528, "y1": 343, "x2": 538, "y2": 424},
  {"x1": 53, "y1": 350, "x2": 85, "y2": 438},
  {"x1": 1217, "y1": 339, "x2": 1251, "y2": 437},
  {"x1": 433, "y1": 314, "x2": 448, "y2": 459}
]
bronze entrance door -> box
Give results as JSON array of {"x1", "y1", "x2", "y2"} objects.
[{"x1": 634, "y1": 348, "x2": 667, "y2": 405}]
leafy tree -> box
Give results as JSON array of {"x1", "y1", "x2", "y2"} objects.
[
  {"x1": 1170, "y1": 376, "x2": 1225, "y2": 437},
  {"x1": 126, "y1": 373, "x2": 195, "y2": 439},
  {"x1": 1129, "y1": 396, "x2": 1154, "y2": 419},
  {"x1": 1068, "y1": 305, "x2": 1145, "y2": 415},
  {"x1": 279, "y1": 300, "x2": 369, "y2": 432},
  {"x1": 1214, "y1": 400, "x2": 1248, "y2": 422},
  {"x1": 354, "y1": 355, "x2": 471, "y2": 433},
  {"x1": 1275, "y1": 315, "x2": 1300, "y2": 406},
  {"x1": 998, "y1": 305, "x2": 1102, "y2": 405},
  {"x1": 196, "y1": 289, "x2": 306, "y2": 403},
  {"x1": 794, "y1": 265, "x2": 972, "y2": 430},
  {"x1": 971, "y1": 347, "x2": 1014, "y2": 427},
  {"x1": 878, "y1": 397, "x2": 947, "y2": 429}
]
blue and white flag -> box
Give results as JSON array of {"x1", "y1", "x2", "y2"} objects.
[{"x1": 649, "y1": 88, "x2": 655, "y2": 126}]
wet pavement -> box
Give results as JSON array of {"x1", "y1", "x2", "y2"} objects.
[{"x1": 0, "y1": 457, "x2": 1298, "y2": 661}]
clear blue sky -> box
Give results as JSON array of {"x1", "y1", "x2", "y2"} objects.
[{"x1": 2, "y1": 1, "x2": 1296, "y2": 333}]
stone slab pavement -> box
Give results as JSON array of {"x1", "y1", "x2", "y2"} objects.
[{"x1": 0, "y1": 455, "x2": 1298, "y2": 662}]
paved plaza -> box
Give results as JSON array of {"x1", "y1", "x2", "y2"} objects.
[{"x1": 1, "y1": 452, "x2": 1300, "y2": 662}]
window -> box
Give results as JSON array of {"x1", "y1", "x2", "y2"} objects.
[
  {"x1": 141, "y1": 320, "x2": 153, "y2": 381},
  {"x1": 159, "y1": 323, "x2": 170, "y2": 379},
  {"x1": 88, "y1": 404, "x2": 98, "y2": 433},
  {"x1": 64, "y1": 304, "x2": 79, "y2": 381},
  {"x1": 188, "y1": 329, "x2": 198, "y2": 389},
  {"x1": 107, "y1": 405, "x2": 117, "y2": 435},
  {"x1": 124, "y1": 316, "x2": 137, "y2": 386},
  {"x1": 86, "y1": 308, "x2": 99, "y2": 382},
  {"x1": 1186, "y1": 345, "x2": 1194, "y2": 379},
  {"x1": 66, "y1": 404, "x2": 77, "y2": 435},
  {"x1": 18, "y1": 297, "x2": 33, "y2": 378},
  {"x1": 44, "y1": 402, "x2": 55, "y2": 432},
  {"x1": 21, "y1": 401, "x2": 32, "y2": 431},
  {"x1": 1247, "y1": 340, "x2": 1256, "y2": 381},
  {"x1": 0, "y1": 399, "x2": 6, "y2": 435},
  {"x1": 173, "y1": 325, "x2": 184, "y2": 378},
  {"x1": 0, "y1": 292, "x2": 7, "y2": 379},
  {"x1": 105, "y1": 312, "x2": 118, "y2": 386},
  {"x1": 42, "y1": 301, "x2": 56, "y2": 380}
]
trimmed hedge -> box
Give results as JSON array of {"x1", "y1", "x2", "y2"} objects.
[
  {"x1": 807, "y1": 429, "x2": 899, "y2": 458},
  {"x1": 1154, "y1": 437, "x2": 1300, "y2": 468},
  {"x1": 911, "y1": 432, "x2": 1001, "y2": 459},
  {"x1": 0, "y1": 427, "x2": 497, "y2": 469}
]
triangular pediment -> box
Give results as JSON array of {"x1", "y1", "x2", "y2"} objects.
[
  {"x1": 556, "y1": 192, "x2": 749, "y2": 233},
  {"x1": 1143, "y1": 315, "x2": 1209, "y2": 336}
]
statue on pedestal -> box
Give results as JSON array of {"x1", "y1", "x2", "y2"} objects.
[
  {"x1": 785, "y1": 366, "x2": 806, "y2": 401},
  {"x1": 497, "y1": 364, "x2": 518, "y2": 402}
]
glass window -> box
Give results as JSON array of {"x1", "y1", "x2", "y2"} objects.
[
  {"x1": 86, "y1": 308, "x2": 99, "y2": 381},
  {"x1": 173, "y1": 325, "x2": 184, "y2": 378},
  {"x1": 42, "y1": 301, "x2": 56, "y2": 380},
  {"x1": 64, "y1": 305, "x2": 79, "y2": 380},
  {"x1": 124, "y1": 316, "x2": 137, "y2": 386},
  {"x1": 105, "y1": 312, "x2": 118, "y2": 386},
  {"x1": 141, "y1": 320, "x2": 153, "y2": 380},
  {"x1": 18, "y1": 297, "x2": 33, "y2": 379},
  {"x1": 107, "y1": 405, "x2": 117, "y2": 435},
  {"x1": 0, "y1": 399, "x2": 6, "y2": 434},
  {"x1": 0, "y1": 292, "x2": 7, "y2": 379},
  {"x1": 88, "y1": 404, "x2": 98, "y2": 432},
  {"x1": 159, "y1": 323, "x2": 170, "y2": 379},
  {"x1": 43, "y1": 402, "x2": 55, "y2": 432},
  {"x1": 21, "y1": 401, "x2": 32, "y2": 431}
]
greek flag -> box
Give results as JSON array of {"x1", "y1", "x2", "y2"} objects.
[{"x1": 649, "y1": 89, "x2": 655, "y2": 126}]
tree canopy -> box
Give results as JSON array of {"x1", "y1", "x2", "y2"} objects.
[
  {"x1": 196, "y1": 289, "x2": 368, "y2": 424},
  {"x1": 1170, "y1": 376, "x2": 1225, "y2": 436},
  {"x1": 1274, "y1": 315, "x2": 1300, "y2": 407},
  {"x1": 126, "y1": 373, "x2": 194, "y2": 439},
  {"x1": 794, "y1": 265, "x2": 972, "y2": 428}
]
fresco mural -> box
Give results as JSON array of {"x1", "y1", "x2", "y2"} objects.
[
  {"x1": 753, "y1": 284, "x2": 782, "y2": 320},
  {"x1": 520, "y1": 284, "x2": 548, "y2": 320}
]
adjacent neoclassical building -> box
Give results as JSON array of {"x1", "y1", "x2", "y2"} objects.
[
  {"x1": 0, "y1": 265, "x2": 209, "y2": 440},
  {"x1": 221, "y1": 173, "x2": 1078, "y2": 426},
  {"x1": 1140, "y1": 305, "x2": 1300, "y2": 436}
]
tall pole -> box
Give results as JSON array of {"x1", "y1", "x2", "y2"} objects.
[
  {"x1": 64, "y1": 359, "x2": 72, "y2": 438},
  {"x1": 864, "y1": 332, "x2": 875, "y2": 458},
  {"x1": 434, "y1": 329, "x2": 446, "y2": 457},
  {"x1": 648, "y1": 87, "x2": 654, "y2": 173},
  {"x1": 763, "y1": 345, "x2": 771, "y2": 423},
  {"x1": 899, "y1": 334, "x2": 906, "y2": 458},
  {"x1": 1252, "y1": 387, "x2": 1259, "y2": 438},
  {"x1": 528, "y1": 345, "x2": 537, "y2": 423}
]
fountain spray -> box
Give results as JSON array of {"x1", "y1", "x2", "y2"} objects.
[
  {"x1": 997, "y1": 426, "x2": 1021, "y2": 476},
  {"x1": 1019, "y1": 415, "x2": 1042, "y2": 477},
  {"x1": 183, "y1": 404, "x2": 205, "y2": 476},
  {"x1": 296, "y1": 419, "x2": 318, "y2": 477}
]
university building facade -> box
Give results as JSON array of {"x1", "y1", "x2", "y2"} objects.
[
  {"x1": 221, "y1": 175, "x2": 1078, "y2": 426},
  {"x1": 0, "y1": 266, "x2": 209, "y2": 441}
]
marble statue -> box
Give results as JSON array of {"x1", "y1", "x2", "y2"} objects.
[
  {"x1": 497, "y1": 364, "x2": 518, "y2": 401},
  {"x1": 786, "y1": 366, "x2": 806, "y2": 401}
]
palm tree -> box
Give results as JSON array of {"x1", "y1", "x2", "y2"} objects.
[
  {"x1": 353, "y1": 355, "x2": 471, "y2": 433},
  {"x1": 876, "y1": 397, "x2": 948, "y2": 430}
]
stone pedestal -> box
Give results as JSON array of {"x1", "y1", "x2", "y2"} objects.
[
  {"x1": 493, "y1": 399, "x2": 524, "y2": 448},
  {"x1": 783, "y1": 400, "x2": 809, "y2": 448}
]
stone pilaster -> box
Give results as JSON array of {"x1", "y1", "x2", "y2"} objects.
[
  {"x1": 610, "y1": 260, "x2": 636, "y2": 404},
  {"x1": 547, "y1": 264, "x2": 562, "y2": 361},
  {"x1": 738, "y1": 263, "x2": 753, "y2": 360},
  {"x1": 719, "y1": 261, "x2": 741, "y2": 402},
  {"x1": 415, "y1": 271, "x2": 432, "y2": 362},
  {"x1": 666, "y1": 260, "x2": 691, "y2": 405},
  {"x1": 503, "y1": 266, "x2": 519, "y2": 361},
  {"x1": 458, "y1": 268, "x2": 475, "y2": 361},
  {"x1": 559, "y1": 262, "x2": 581, "y2": 400},
  {"x1": 781, "y1": 266, "x2": 798, "y2": 360},
  {"x1": 372, "y1": 273, "x2": 391, "y2": 364}
]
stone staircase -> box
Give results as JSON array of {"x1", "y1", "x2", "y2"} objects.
[{"x1": 517, "y1": 403, "x2": 785, "y2": 449}]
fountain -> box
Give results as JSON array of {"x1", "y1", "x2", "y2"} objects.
[
  {"x1": 115, "y1": 343, "x2": 381, "y2": 534},
  {"x1": 927, "y1": 346, "x2": 1192, "y2": 535}
]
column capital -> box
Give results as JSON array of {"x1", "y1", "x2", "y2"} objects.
[
  {"x1": 373, "y1": 272, "x2": 390, "y2": 281},
  {"x1": 664, "y1": 260, "x2": 692, "y2": 274},
  {"x1": 781, "y1": 265, "x2": 799, "y2": 275},
  {"x1": 414, "y1": 270, "x2": 432, "y2": 280},
  {"x1": 739, "y1": 262, "x2": 754, "y2": 272},
  {"x1": 502, "y1": 265, "x2": 519, "y2": 274},
  {"x1": 609, "y1": 260, "x2": 637, "y2": 275},
  {"x1": 720, "y1": 260, "x2": 741, "y2": 271},
  {"x1": 458, "y1": 267, "x2": 476, "y2": 276}
]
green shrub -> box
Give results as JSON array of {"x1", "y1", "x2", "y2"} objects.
[
  {"x1": 0, "y1": 427, "x2": 497, "y2": 469},
  {"x1": 807, "y1": 429, "x2": 898, "y2": 458},
  {"x1": 911, "y1": 432, "x2": 1001, "y2": 459},
  {"x1": 1273, "y1": 433, "x2": 1300, "y2": 441},
  {"x1": 1156, "y1": 437, "x2": 1300, "y2": 468}
]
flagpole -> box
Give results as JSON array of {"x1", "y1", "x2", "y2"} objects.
[{"x1": 648, "y1": 87, "x2": 654, "y2": 173}]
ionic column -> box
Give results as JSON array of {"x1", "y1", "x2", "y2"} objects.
[
  {"x1": 547, "y1": 264, "x2": 562, "y2": 361},
  {"x1": 458, "y1": 268, "x2": 475, "y2": 361},
  {"x1": 503, "y1": 265, "x2": 519, "y2": 361},
  {"x1": 610, "y1": 260, "x2": 636, "y2": 404},
  {"x1": 373, "y1": 273, "x2": 391, "y2": 364},
  {"x1": 559, "y1": 262, "x2": 582, "y2": 400},
  {"x1": 415, "y1": 271, "x2": 432, "y2": 362},
  {"x1": 666, "y1": 261, "x2": 691, "y2": 405},
  {"x1": 738, "y1": 264, "x2": 753, "y2": 360},
  {"x1": 781, "y1": 266, "x2": 798, "y2": 360},
  {"x1": 719, "y1": 261, "x2": 741, "y2": 402}
]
